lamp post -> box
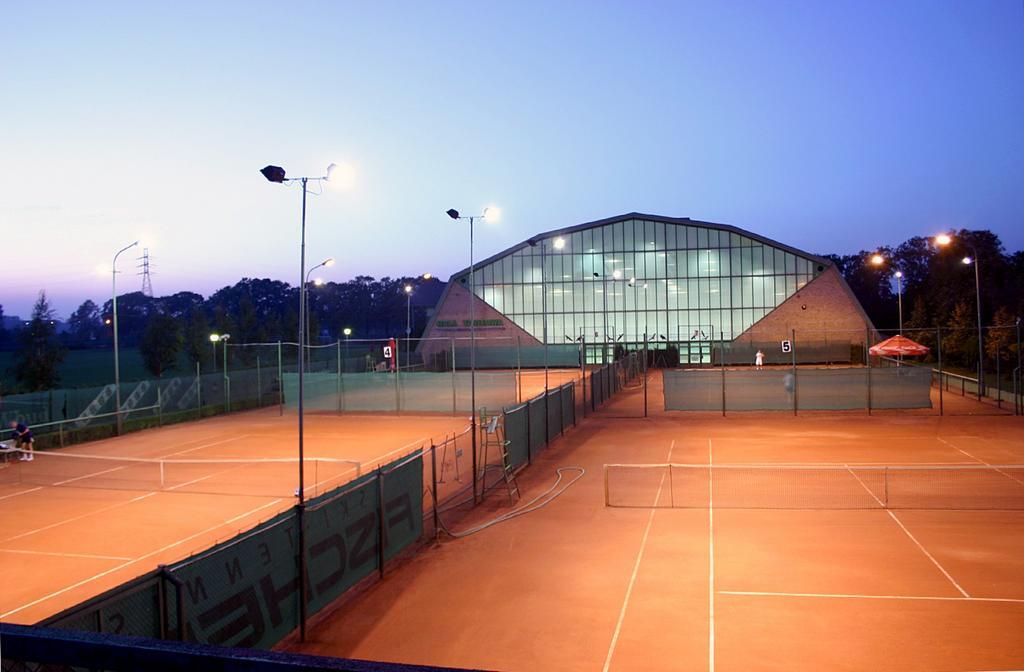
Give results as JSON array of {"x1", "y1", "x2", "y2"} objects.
[
  {"x1": 446, "y1": 206, "x2": 498, "y2": 504},
  {"x1": 220, "y1": 334, "x2": 231, "y2": 410},
  {"x1": 936, "y1": 233, "x2": 985, "y2": 398},
  {"x1": 404, "y1": 284, "x2": 413, "y2": 368},
  {"x1": 111, "y1": 240, "x2": 139, "y2": 435},
  {"x1": 304, "y1": 258, "x2": 335, "y2": 370},
  {"x1": 260, "y1": 162, "x2": 337, "y2": 642},
  {"x1": 869, "y1": 254, "x2": 904, "y2": 335},
  {"x1": 209, "y1": 333, "x2": 220, "y2": 373}
]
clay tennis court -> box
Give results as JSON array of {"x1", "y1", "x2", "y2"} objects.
[
  {"x1": 288, "y1": 374, "x2": 1024, "y2": 672},
  {"x1": 0, "y1": 408, "x2": 470, "y2": 624},
  {"x1": 0, "y1": 367, "x2": 583, "y2": 626}
]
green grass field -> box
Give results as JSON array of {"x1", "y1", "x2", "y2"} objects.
[{"x1": 0, "y1": 348, "x2": 194, "y2": 391}]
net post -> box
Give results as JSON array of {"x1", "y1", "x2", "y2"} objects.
[
  {"x1": 603, "y1": 464, "x2": 609, "y2": 506},
  {"x1": 866, "y1": 327, "x2": 872, "y2": 415},
  {"x1": 377, "y1": 467, "x2": 387, "y2": 578},
  {"x1": 59, "y1": 419, "x2": 65, "y2": 448},
  {"x1": 883, "y1": 467, "x2": 889, "y2": 508},
  {"x1": 996, "y1": 343, "x2": 1002, "y2": 410},
  {"x1": 277, "y1": 341, "x2": 283, "y2": 416},
  {"x1": 157, "y1": 385, "x2": 163, "y2": 426},
  {"x1": 791, "y1": 328, "x2": 798, "y2": 416},
  {"x1": 937, "y1": 327, "x2": 944, "y2": 417},
  {"x1": 336, "y1": 340, "x2": 342, "y2": 415},
  {"x1": 394, "y1": 337, "x2": 402, "y2": 414},
  {"x1": 159, "y1": 460, "x2": 165, "y2": 488}
]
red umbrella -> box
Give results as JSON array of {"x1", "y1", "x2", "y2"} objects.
[{"x1": 869, "y1": 335, "x2": 931, "y2": 357}]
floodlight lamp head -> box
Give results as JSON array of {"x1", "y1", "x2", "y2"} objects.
[
  {"x1": 221, "y1": 334, "x2": 231, "y2": 341},
  {"x1": 325, "y1": 163, "x2": 338, "y2": 180},
  {"x1": 209, "y1": 333, "x2": 220, "y2": 342},
  {"x1": 423, "y1": 273, "x2": 432, "y2": 280},
  {"x1": 935, "y1": 233, "x2": 952, "y2": 246},
  {"x1": 482, "y1": 206, "x2": 499, "y2": 221},
  {"x1": 343, "y1": 327, "x2": 352, "y2": 336},
  {"x1": 404, "y1": 284, "x2": 413, "y2": 294},
  {"x1": 962, "y1": 256, "x2": 973, "y2": 265},
  {"x1": 894, "y1": 270, "x2": 903, "y2": 278},
  {"x1": 446, "y1": 209, "x2": 460, "y2": 220},
  {"x1": 870, "y1": 254, "x2": 884, "y2": 266},
  {"x1": 260, "y1": 165, "x2": 287, "y2": 183},
  {"x1": 323, "y1": 258, "x2": 335, "y2": 267}
]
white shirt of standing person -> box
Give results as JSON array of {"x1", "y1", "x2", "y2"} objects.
[{"x1": 755, "y1": 350, "x2": 764, "y2": 369}]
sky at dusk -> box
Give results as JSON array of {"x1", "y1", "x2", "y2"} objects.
[{"x1": 1, "y1": 0, "x2": 1022, "y2": 318}]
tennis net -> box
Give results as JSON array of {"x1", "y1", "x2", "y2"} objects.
[
  {"x1": 603, "y1": 462, "x2": 1024, "y2": 510},
  {"x1": 0, "y1": 449, "x2": 361, "y2": 499}
]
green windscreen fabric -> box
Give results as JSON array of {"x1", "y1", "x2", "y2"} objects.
[
  {"x1": 546, "y1": 389, "x2": 562, "y2": 442},
  {"x1": 283, "y1": 371, "x2": 517, "y2": 413},
  {"x1": 41, "y1": 571, "x2": 177, "y2": 640},
  {"x1": 663, "y1": 370, "x2": 722, "y2": 411},
  {"x1": 664, "y1": 367, "x2": 933, "y2": 411},
  {"x1": 503, "y1": 404, "x2": 529, "y2": 469},
  {"x1": 45, "y1": 452, "x2": 425, "y2": 652},
  {"x1": 452, "y1": 345, "x2": 579, "y2": 369},
  {"x1": 868, "y1": 366, "x2": 932, "y2": 409},
  {"x1": 560, "y1": 383, "x2": 575, "y2": 427},
  {"x1": 528, "y1": 397, "x2": 545, "y2": 454}
]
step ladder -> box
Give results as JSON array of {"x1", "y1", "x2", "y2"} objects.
[{"x1": 479, "y1": 410, "x2": 520, "y2": 505}]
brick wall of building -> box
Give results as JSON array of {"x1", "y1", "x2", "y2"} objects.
[
  {"x1": 737, "y1": 265, "x2": 874, "y2": 344},
  {"x1": 418, "y1": 282, "x2": 541, "y2": 360}
]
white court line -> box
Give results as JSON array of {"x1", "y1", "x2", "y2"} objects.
[
  {"x1": 158, "y1": 434, "x2": 251, "y2": 459},
  {"x1": 0, "y1": 487, "x2": 43, "y2": 501},
  {"x1": 0, "y1": 497, "x2": 284, "y2": 619},
  {"x1": 602, "y1": 440, "x2": 675, "y2": 672},
  {"x1": 0, "y1": 548, "x2": 132, "y2": 561},
  {"x1": 0, "y1": 492, "x2": 158, "y2": 543},
  {"x1": 718, "y1": 590, "x2": 1024, "y2": 604},
  {"x1": 845, "y1": 464, "x2": 969, "y2": 598},
  {"x1": 937, "y1": 437, "x2": 1024, "y2": 487},
  {"x1": 52, "y1": 465, "x2": 128, "y2": 486},
  {"x1": 708, "y1": 438, "x2": 715, "y2": 672},
  {"x1": 360, "y1": 437, "x2": 429, "y2": 469}
]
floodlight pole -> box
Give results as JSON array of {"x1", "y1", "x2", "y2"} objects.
[
  {"x1": 262, "y1": 162, "x2": 334, "y2": 643},
  {"x1": 112, "y1": 240, "x2": 139, "y2": 436},
  {"x1": 448, "y1": 209, "x2": 489, "y2": 504},
  {"x1": 972, "y1": 253, "x2": 983, "y2": 399}
]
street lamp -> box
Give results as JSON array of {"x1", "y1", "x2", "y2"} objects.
[
  {"x1": 112, "y1": 240, "x2": 139, "y2": 434},
  {"x1": 446, "y1": 206, "x2": 497, "y2": 504},
  {"x1": 260, "y1": 162, "x2": 336, "y2": 641},
  {"x1": 869, "y1": 254, "x2": 904, "y2": 335},
  {"x1": 220, "y1": 333, "x2": 231, "y2": 410},
  {"x1": 304, "y1": 257, "x2": 335, "y2": 368},
  {"x1": 403, "y1": 283, "x2": 417, "y2": 368},
  {"x1": 209, "y1": 333, "x2": 220, "y2": 372},
  {"x1": 936, "y1": 233, "x2": 985, "y2": 397}
]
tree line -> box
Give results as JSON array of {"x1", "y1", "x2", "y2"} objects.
[
  {"x1": 1, "y1": 227, "x2": 1020, "y2": 392},
  {"x1": 0, "y1": 275, "x2": 440, "y2": 392}
]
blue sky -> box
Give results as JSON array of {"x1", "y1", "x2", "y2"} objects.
[{"x1": 1, "y1": 0, "x2": 1021, "y2": 317}]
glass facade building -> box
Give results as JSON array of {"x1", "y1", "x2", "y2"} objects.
[{"x1": 450, "y1": 215, "x2": 826, "y2": 361}]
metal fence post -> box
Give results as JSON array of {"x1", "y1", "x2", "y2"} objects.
[
  {"x1": 720, "y1": 336, "x2": 726, "y2": 417},
  {"x1": 394, "y1": 337, "x2": 401, "y2": 414},
  {"x1": 377, "y1": 468, "x2": 387, "y2": 578},
  {"x1": 336, "y1": 340, "x2": 342, "y2": 415},
  {"x1": 157, "y1": 386, "x2": 163, "y2": 426},
  {"x1": 451, "y1": 338, "x2": 457, "y2": 414},
  {"x1": 196, "y1": 362, "x2": 202, "y2": 419},
  {"x1": 430, "y1": 443, "x2": 439, "y2": 539},
  {"x1": 866, "y1": 326, "x2": 872, "y2": 415},
  {"x1": 937, "y1": 327, "x2": 944, "y2": 416},
  {"x1": 581, "y1": 335, "x2": 587, "y2": 418},
  {"x1": 257, "y1": 355, "x2": 262, "y2": 408},
  {"x1": 791, "y1": 328, "x2": 798, "y2": 416},
  {"x1": 277, "y1": 341, "x2": 284, "y2": 415}
]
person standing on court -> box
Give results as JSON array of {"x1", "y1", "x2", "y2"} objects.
[
  {"x1": 9, "y1": 420, "x2": 34, "y2": 461},
  {"x1": 755, "y1": 349, "x2": 765, "y2": 370}
]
